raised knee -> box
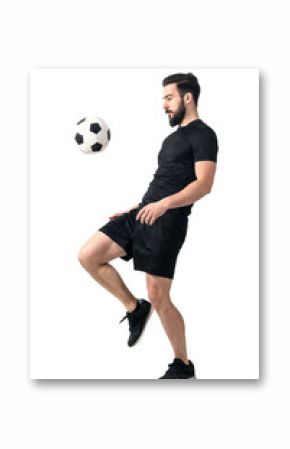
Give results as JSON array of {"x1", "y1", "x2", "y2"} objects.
[
  {"x1": 77, "y1": 247, "x2": 100, "y2": 268},
  {"x1": 77, "y1": 247, "x2": 88, "y2": 267}
]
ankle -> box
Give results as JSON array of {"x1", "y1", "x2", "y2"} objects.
[
  {"x1": 126, "y1": 298, "x2": 138, "y2": 313},
  {"x1": 176, "y1": 356, "x2": 189, "y2": 365}
]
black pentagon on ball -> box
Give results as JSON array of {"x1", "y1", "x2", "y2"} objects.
[
  {"x1": 77, "y1": 117, "x2": 86, "y2": 125},
  {"x1": 90, "y1": 122, "x2": 101, "y2": 134},
  {"x1": 91, "y1": 142, "x2": 103, "y2": 152},
  {"x1": 107, "y1": 129, "x2": 111, "y2": 140},
  {"x1": 74, "y1": 133, "x2": 83, "y2": 144}
]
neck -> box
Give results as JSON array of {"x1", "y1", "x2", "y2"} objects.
[
  {"x1": 180, "y1": 111, "x2": 200, "y2": 127},
  {"x1": 180, "y1": 113, "x2": 200, "y2": 126}
]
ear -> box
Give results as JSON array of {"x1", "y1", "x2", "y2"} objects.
[{"x1": 185, "y1": 93, "x2": 192, "y2": 104}]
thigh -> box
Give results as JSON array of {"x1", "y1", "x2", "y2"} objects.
[
  {"x1": 80, "y1": 230, "x2": 127, "y2": 264},
  {"x1": 98, "y1": 210, "x2": 136, "y2": 261},
  {"x1": 145, "y1": 272, "x2": 173, "y2": 297}
]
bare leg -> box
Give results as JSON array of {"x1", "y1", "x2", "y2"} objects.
[
  {"x1": 83, "y1": 261, "x2": 138, "y2": 312},
  {"x1": 146, "y1": 274, "x2": 188, "y2": 364},
  {"x1": 156, "y1": 298, "x2": 188, "y2": 364},
  {"x1": 78, "y1": 231, "x2": 138, "y2": 312}
]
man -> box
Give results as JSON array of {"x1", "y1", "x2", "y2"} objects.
[{"x1": 78, "y1": 72, "x2": 218, "y2": 379}]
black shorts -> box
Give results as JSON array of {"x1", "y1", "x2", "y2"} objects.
[{"x1": 98, "y1": 203, "x2": 188, "y2": 279}]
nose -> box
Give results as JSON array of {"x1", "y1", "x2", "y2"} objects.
[{"x1": 163, "y1": 100, "x2": 169, "y2": 110}]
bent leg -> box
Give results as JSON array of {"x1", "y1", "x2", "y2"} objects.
[
  {"x1": 146, "y1": 273, "x2": 189, "y2": 364},
  {"x1": 78, "y1": 231, "x2": 137, "y2": 312}
]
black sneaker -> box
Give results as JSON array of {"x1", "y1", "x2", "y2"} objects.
[
  {"x1": 119, "y1": 299, "x2": 152, "y2": 347},
  {"x1": 159, "y1": 358, "x2": 196, "y2": 379}
]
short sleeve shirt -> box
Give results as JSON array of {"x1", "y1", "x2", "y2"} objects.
[{"x1": 140, "y1": 118, "x2": 218, "y2": 217}]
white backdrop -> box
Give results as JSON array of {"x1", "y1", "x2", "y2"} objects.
[
  {"x1": 2, "y1": 0, "x2": 290, "y2": 447},
  {"x1": 29, "y1": 68, "x2": 259, "y2": 379}
]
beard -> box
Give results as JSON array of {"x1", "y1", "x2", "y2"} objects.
[{"x1": 167, "y1": 99, "x2": 186, "y2": 127}]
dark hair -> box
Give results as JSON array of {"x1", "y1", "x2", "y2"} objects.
[{"x1": 162, "y1": 72, "x2": 200, "y2": 106}]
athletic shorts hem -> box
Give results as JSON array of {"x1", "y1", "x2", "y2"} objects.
[
  {"x1": 98, "y1": 228, "x2": 132, "y2": 261},
  {"x1": 133, "y1": 264, "x2": 174, "y2": 279}
]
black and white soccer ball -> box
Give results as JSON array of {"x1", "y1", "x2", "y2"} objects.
[{"x1": 74, "y1": 116, "x2": 111, "y2": 153}]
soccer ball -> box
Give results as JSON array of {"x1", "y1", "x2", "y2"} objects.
[{"x1": 74, "y1": 116, "x2": 111, "y2": 153}]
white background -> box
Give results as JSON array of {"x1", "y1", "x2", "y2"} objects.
[
  {"x1": 0, "y1": 0, "x2": 288, "y2": 447},
  {"x1": 30, "y1": 68, "x2": 259, "y2": 379}
]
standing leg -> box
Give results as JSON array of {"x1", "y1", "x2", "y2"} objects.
[{"x1": 146, "y1": 273, "x2": 189, "y2": 364}]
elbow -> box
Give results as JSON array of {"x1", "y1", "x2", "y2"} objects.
[
  {"x1": 198, "y1": 180, "x2": 213, "y2": 196},
  {"x1": 204, "y1": 185, "x2": 212, "y2": 195}
]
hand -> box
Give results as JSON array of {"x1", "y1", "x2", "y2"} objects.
[
  {"x1": 109, "y1": 205, "x2": 138, "y2": 220},
  {"x1": 136, "y1": 199, "x2": 169, "y2": 225}
]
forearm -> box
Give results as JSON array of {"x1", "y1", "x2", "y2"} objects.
[{"x1": 162, "y1": 180, "x2": 210, "y2": 210}]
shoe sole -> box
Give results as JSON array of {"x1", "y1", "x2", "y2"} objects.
[
  {"x1": 158, "y1": 366, "x2": 197, "y2": 380},
  {"x1": 129, "y1": 303, "x2": 153, "y2": 347},
  {"x1": 159, "y1": 375, "x2": 196, "y2": 380},
  {"x1": 159, "y1": 371, "x2": 196, "y2": 380}
]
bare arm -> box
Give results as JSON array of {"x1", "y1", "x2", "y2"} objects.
[
  {"x1": 162, "y1": 161, "x2": 217, "y2": 209},
  {"x1": 136, "y1": 161, "x2": 217, "y2": 225}
]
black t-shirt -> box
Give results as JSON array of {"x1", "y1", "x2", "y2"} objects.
[{"x1": 140, "y1": 118, "x2": 219, "y2": 217}]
